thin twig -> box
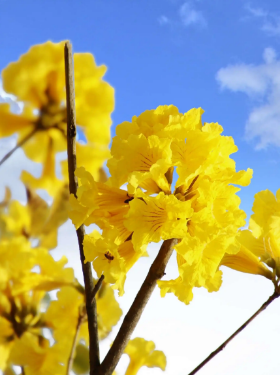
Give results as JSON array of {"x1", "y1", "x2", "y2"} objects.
[
  {"x1": 0, "y1": 127, "x2": 38, "y2": 167},
  {"x1": 91, "y1": 275, "x2": 105, "y2": 303},
  {"x1": 98, "y1": 238, "x2": 178, "y2": 375},
  {"x1": 188, "y1": 291, "x2": 280, "y2": 375},
  {"x1": 67, "y1": 311, "x2": 84, "y2": 375},
  {"x1": 64, "y1": 41, "x2": 100, "y2": 374},
  {"x1": 21, "y1": 366, "x2": 25, "y2": 375}
]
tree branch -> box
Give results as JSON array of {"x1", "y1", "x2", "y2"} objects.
[
  {"x1": 91, "y1": 275, "x2": 105, "y2": 304},
  {"x1": 188, "y1": 290, "x2": 280, "y2": 375},
  {"x1": 67, "y1": 308, "x2": 85, "y2": 375},
  {"x1": 0, "y1": 127, "x2": 38, "y2": 167},
  {"x1": 64, "y1": 41, "x2": 100, "y2": 374},
  {"x1": 98, "y1": 238, "x2": 178, "y2": 375}
]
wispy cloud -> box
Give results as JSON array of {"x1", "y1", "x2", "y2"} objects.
[
  {"x1": 158, "y1": 15, "x2": 171, "y2": 26},
  {"x1": 245, "y1": 4, "x2": 280, "y2": 36},
  {"x1": 216, "y1": 48, "x2": 280, "y2": 150},
  {"x1": 157, "y1": 1, "x2": 207, "y2": 29},
  {"x1": 0, "y1": 80, "x2": 23, "y2": 113},
  {"x1": 179, "y1": 1, "x2": 207, "y2": 28}
]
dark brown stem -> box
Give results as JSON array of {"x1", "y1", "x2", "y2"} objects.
[
  {"x1": 0, "y1": 127, "x2": 38, "y2": 167},
  {"x1": 67, "y1": 312, "x2": 84, "y2": 375},
  {"x1": 21, "y1": 366, "x2": 25, "y2": 375},
  {"x1": 188, "y1": 291, "x2": 280, "y2": 375},
  {"x1": 64, "y1": 41, "x2": 100, "y2": 374},
  {"x1": 98, "y1": 238, "x2": 177, "y2": 375},
  {"x1": 91, "y1": 275, "x2": 105, "y2": 303}
]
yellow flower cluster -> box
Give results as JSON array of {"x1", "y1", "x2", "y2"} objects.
[
  {"x1": 0, "y1": 41, "x2": 168, "y2": 375},
  {"x1": 221, "y1": 189, "x2": 280, "y2": 283},
  {"x1": 0, "y1": 41, "x2": 114, "y2": 195},
  {"x1": 70, "y1": 105, "x2": 253, "y2": 303},
  {"x1": 0, "y1": 186, "x2": 122, "y2": 373}
]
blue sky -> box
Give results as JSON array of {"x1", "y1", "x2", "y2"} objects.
[{"x1": 1, "y1": 1, "x2": 280, "y2": 374}]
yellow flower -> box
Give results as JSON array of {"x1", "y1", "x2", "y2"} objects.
[
  {"x1": 125, "y1": 190, "x2": 193, "y2": 251},
  {"x1": 69, "y1": 167, "x2": 133, "y2": 243},
  {"x1": 0, "y1": 41, "x2": 114, "y2": 195},
  {"x1": 173, "y1": 122, "x2": 252, "y2": 189},
  {"x1": 8, "y1": 332, "x2": 65, "y2": 375},
  {"x1": 0, "y1": 237, "x2": 35, "y2": 290},
  {"x1": 45, "y1": 284, "x2": 122, "y2": 346},
  {"x1": 220, "y1": 189, "x2": 280, "y2": 281},
  {"x1": 124, "y1": 338, "x2": 166, "y2": 375},
  {"x1": 158, "y1": 235, "x2": 230, "y2": 304},
  {"x1": 113, "y1": 105, "x2": 203, "y2": 142},
  {"x1": 84, "y1": 230, "x2": 127, "y2": 295},
  {"x1": 14, "y1": 250, "x2": 75, "y2": 294},
  {"x1": 0, "y1": 184, "x2": 69, "y2": 249},
  {"x1": 0, "y1": 288, "x2": 47, "y2": 371},
  {"x1": 220, "y1": 239, "x2": 272, "y2": 280},
  {"x1": 96, "y1": 282, "x2": 123, "y2": 340},
  {"x1": 108, "y1": 134, "x2": 173, "y2": 194},
  {"x1": 84, "y1": 228, "x2": 147, "y2": 294}
]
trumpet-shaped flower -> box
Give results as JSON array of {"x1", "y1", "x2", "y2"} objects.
[
  {"x1": 8, "y1": 332, "x2": 65, "y2": 375},
  {"x1": 125, "y1": 190, "x2": 193, "y2": 251},
  {"x1": 0, "y1": 41, "x2": 114, "y2": 195},
  {"x1": 124, "y1": 338, "x2": 166, "y2": 375},
  {"x1": 221, "y1": 189, "x2": 280, "y2": 281},
  {"x1": 69, "y1": 167, "x2": 133, "y2": 243},
  {"x1": 108, "y1": 134, "x2": 173, "y2": 194},
  {"x1": 0, "y1": 184, "x2": 69, "y2": 249},
  {"x1": 45, "y1": 283, "x2": 122, "y2": 348},
  {"x1": 0, "y1": 288, "x2": 47, "y2": 371}
]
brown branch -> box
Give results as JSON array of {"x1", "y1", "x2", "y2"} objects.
[
  {"x1": 91, "y1": 275, "x2": 105, "y2": 303},
  {"x1": 64, "y1": 41, "x2": 100, "y2": 374},
  {"x1": 67, "y1": 309, "x2": 84, "y2": 375},
  {"x1": 98, "y1": 238, "x2": 178, "y2": 375},
  {"x1": 188, "y1": 290, "x2": 280, "y2": 375},
  {"x1": 0, "y1": 127, "x2": 38, "y2": 167},
  {"x1": 21, "y1": 366, "x2": 25, "y2": 375}
]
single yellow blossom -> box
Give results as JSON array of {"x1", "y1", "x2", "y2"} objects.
[
  {"x1": 69, "y1": 167, "x2": 133, "y2": 243},
  {"x1": 125, "y1": 190, "x2": 193, "y2": 251},
  {"x1": 220, "y1": 188, "x2": 280, "y2": 281},
  {"x1": 124, "y1": 338, "x2": 166, "y2": 375},
  {"x1": 84, "y1": 230, "x2": 127, "y2": 295},
  {"x1": 108, "y1": 134, "x2": 173, "y2": 194},
  {"x1": 8, "y1": 332, "x2": 65, "y2": 375},
  {"x1": 0, "y1": 184, "x2": 69, "y2": 249},
  {"x1": 45, "y1": 284, "x2": 122, "y2": 348}
]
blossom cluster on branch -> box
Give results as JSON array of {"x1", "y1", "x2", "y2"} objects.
[
  {"x1": 0, "y1": 41, "x2": 166, "y2": 375},
  {"x1": 70, "y1": 105, "x2": 253, "y2": 304}
]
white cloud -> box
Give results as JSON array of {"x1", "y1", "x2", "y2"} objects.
[
  {"x1": 179, "y1": 1, "x2": 207, "y2": 28},
  {"x1": 158, "y1": 15, "x2": 170, "y2": 26},
  {"x1": 0, "y1": 80, "x2": 23, "y2": 114},
  {"x1": 216, "y1": 47, "x2": 280, "y2": 149},
  {"x1": 157, "y1": 1, "x2": 206, "y2": 30},
  {"x1": 245, "y1": 4, "x2": 280, "y2": 36}
]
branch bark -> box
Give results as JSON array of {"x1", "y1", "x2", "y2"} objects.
[
  {"x1": 0, "y1": 127, "x2": 38, "y2": 167},
  {"x1": 67, "y1": 309, "x2": 84, "y2": 375},
  {"x1": 98, "y1": 238, "x2": 178, "y2": 375},
  {"x1": 64, "y1": 41, "x2": 100, "y2": 374},
  {"x1": 188, "y1": 290, "x2": 280, "y2": 375},
  {"x1": 91, "y1": 275, "x2": 105, "y2": 304}
]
